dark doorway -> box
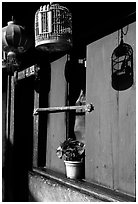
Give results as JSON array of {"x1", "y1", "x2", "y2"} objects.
[{"x1": 13, "y1": 76, "x2": 34, "y2": 201}]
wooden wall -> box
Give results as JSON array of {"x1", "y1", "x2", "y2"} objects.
[
  {"x1": 46, "y1": 55, "x2": 67, "y2": 174},
  {"x1": 85, "y1": 22, "x2": 136, "y2": 196}
]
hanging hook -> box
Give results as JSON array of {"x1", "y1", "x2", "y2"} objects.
[
  {"x1": 120, "y1": 28, "x2": 124, "y2": 44},
  {"x1": 120, "y1": 25, "x2": 129, "y2": 44},
  {"x1": 122, "y1": 25, "x2": 129, "y2": 35}
]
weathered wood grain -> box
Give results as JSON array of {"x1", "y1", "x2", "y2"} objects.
[
  {"x1": 86, "y1": 22, "x2": 135, "y2": 196},
  {"x1": 46, "y1": 55, "x2": 67, "y2": 173}
]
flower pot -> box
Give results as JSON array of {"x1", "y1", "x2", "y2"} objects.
[{"x1": 64, "y1": 160, "x2": 84, "y2": 179}]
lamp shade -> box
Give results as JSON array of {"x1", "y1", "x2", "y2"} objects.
[
  {"x1": 2, "y1": 20, "x2": 31, "y2": 54},
  {"x1": 2, "y1": 20, "x2": 32, "y2": 75}
]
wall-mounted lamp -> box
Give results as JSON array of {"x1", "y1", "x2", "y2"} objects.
[
  {"x1": 111, "y1": 26, "x2": 133, "y2": 91},
  {"x1": 2, "y1": 19, "x2": 32, "y2": 75}
]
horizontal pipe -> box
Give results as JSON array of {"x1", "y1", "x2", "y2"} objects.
[{"x1": 33, "y1": 103, "x2": 94, "y2": 115}]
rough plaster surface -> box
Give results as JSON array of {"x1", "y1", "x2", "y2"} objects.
[{"x1": 29, "y1": 173, "x2": 101, "y2": 202}]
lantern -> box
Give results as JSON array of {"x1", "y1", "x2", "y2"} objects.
[
  {"x1": 2, "y1": 20, "x2": 32, "y2": 75},
  {"x1": 35, "y1": 3, "x2": 72, "y2": 52},
  {"x1": 111, "y1": 27, "x2": 133, "y2": 91}
]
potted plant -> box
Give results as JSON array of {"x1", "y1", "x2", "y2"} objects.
[{"x1": 56, "y1": 138, "x2": 85, "y2": 179}]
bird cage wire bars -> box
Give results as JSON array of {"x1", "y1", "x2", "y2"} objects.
[{"x1": 35, "y1": 3, "x2": 72, "y2": 52}]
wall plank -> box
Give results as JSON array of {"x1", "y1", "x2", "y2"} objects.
[
  {"x1": 86, "y1": 22, "x2": 135, "y2": 196},
  {"x1": 46, "y1": 55, "x2": 67, "y2": 174},
  {"x1": 86, "y1": 33, "x2": 118, "y2": 188},
  {"x1": 118, "y1": 23, "x2": 136, "y2": 195}
]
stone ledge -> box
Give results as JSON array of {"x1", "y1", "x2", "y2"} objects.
[
  {"x1": 29, "y1": 170, "x2": 101, "y2": 202},
  {"x1": 30, "y1": 167, "x2": 135, "y2": 202}
]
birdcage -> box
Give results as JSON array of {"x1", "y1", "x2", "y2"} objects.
[{"x1": 35, "y1": 3, "x2": 72, "y2": 52}]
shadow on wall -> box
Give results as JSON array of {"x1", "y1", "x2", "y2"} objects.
[{"x1": 64, "y1": 58, "x2": 86, "y2": 140}]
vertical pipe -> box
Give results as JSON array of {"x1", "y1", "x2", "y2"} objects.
[
  {"x1": 5, "y1": 74, "x2": 12, "y2": 200},
  {"x1": 66, "y1": 81, "x2": 70, "y2": 140},
  {"x1": 6, "y1": 75, "x2": 11, "y2": 141}
]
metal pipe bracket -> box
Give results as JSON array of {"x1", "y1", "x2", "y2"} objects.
[{"x1": 33, "y1": 103, "x2": 94, "y2": 116}]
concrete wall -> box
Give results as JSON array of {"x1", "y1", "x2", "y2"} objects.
[
  {"x1": 86, "y1": 22, "x2": 136, "y2": 196},
  {"x1": 28, "y1": 172, "x2": 101, "y2": 202}
]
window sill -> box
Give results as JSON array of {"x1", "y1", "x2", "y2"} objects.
[{"x1": 30, "y1": 167, "x2": 135, "y2": 202}]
